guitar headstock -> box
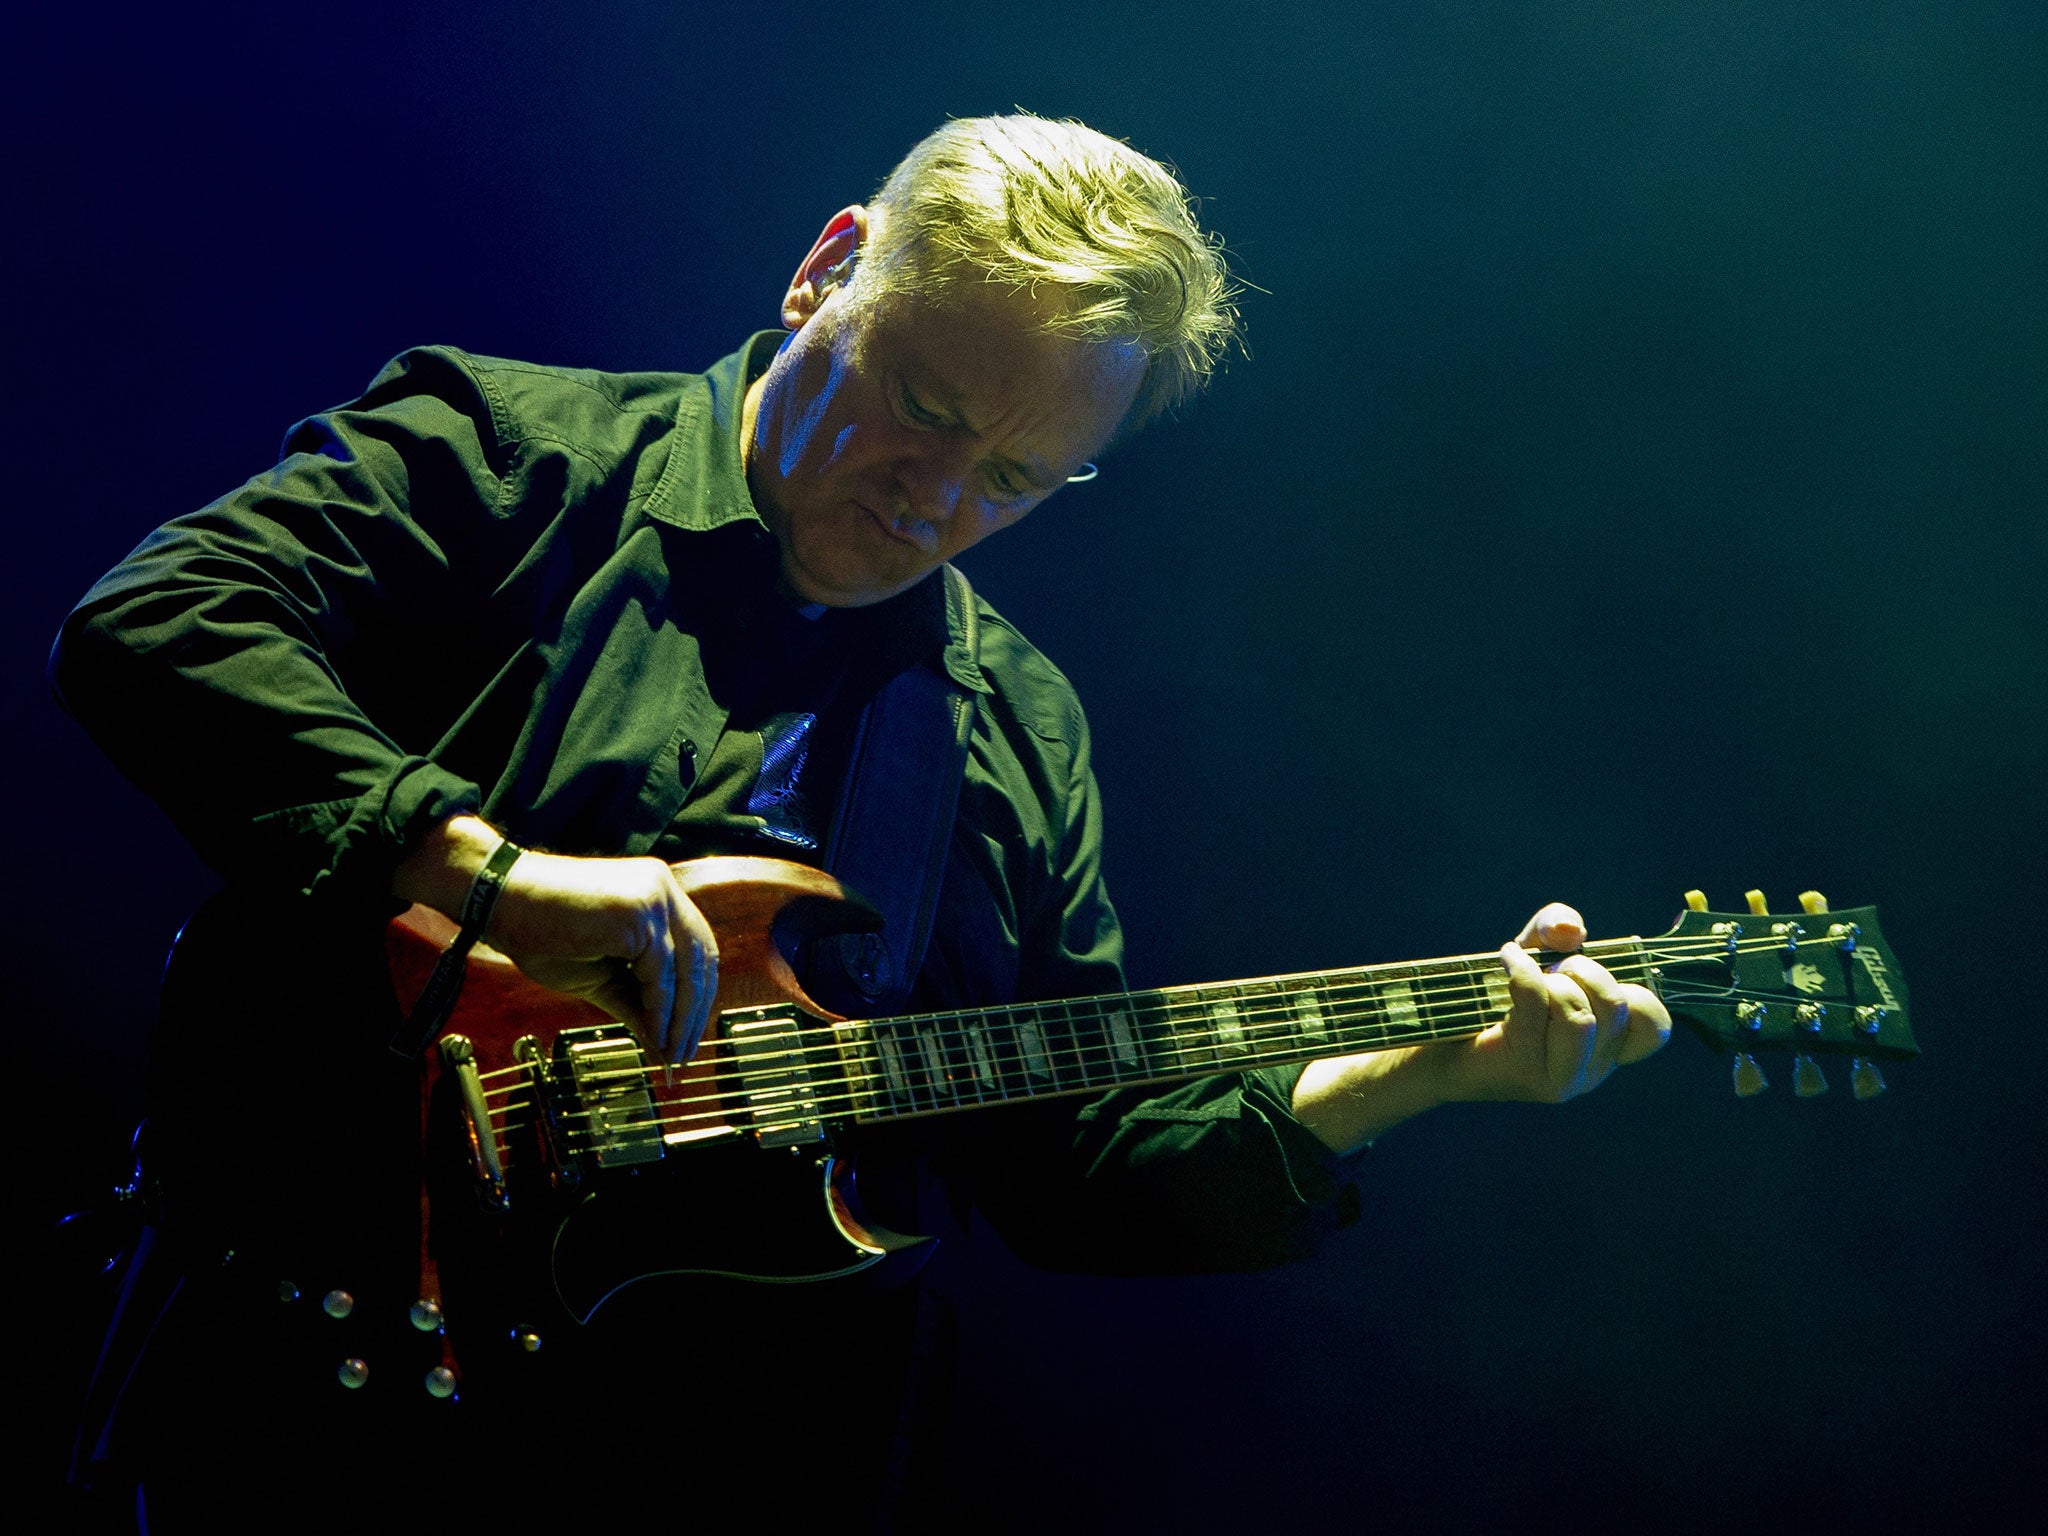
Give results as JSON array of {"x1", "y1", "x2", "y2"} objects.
[{"x1": 1649, "y1": 888, "x2": 1914, "y2": 1100}]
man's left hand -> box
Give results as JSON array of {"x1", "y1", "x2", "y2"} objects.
[
  {"x1": 1459, "y1": 901, "x2": 1672, "y2": 1104},
  {"x1": 1291, "y1": 901, "x2": 1673, "y2": 1154}
]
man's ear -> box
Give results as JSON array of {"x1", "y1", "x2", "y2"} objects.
[{"x1": 781, "y1": 205, "x2": 871, "y2": 330}]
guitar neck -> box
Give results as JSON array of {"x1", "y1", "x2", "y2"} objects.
[{"x1": 846, "y1": 937, "x2": 1654, "y2": 1124}]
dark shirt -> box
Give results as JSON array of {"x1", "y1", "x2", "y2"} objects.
[
  {"x1": 54, "y1": 334, "x2": 1378, "y2": 1528},
  {"x1": 52, "y1": 334, "x2": 1360, "y2": 1274}
]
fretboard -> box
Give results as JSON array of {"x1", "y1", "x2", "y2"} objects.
[{"x1": 845, "y1": 937, "x2": 1651, "y2": 1123}]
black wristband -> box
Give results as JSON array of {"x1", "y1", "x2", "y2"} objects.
[
  {"x1": 455, "y1": 834, "x2": 524, "y2": 948},
  {"x1": 390, "y1": 836, "x2": 524, "y2": 1059}
]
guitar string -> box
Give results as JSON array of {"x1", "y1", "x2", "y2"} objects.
[
  {"x1": 483, "y1": 964, "x2": 1842, "y2": 1146},
  {"x1": 467, "y1": 942, "x2": 1632, "y2": 1099},
  {"x1": 535, "y1": 926, "x2": 1835, "y2": 1104},
  {"x1": 478, "y1": 935, "x2": 1866, "y2": 1146},
  {"x1": 483, "y1": 958, "x2": 1859, "y2": 1146},
  {"x1": 542, "y1": 946, "x2": 1652, "y2": 1119},
  {"x1": 473, "y1": 962, "x2": 1855, "y2": 1162},
  {"x1": 497, "y1": 928, "x2": 1773, "y2": 1096},
  {"x1": 485, "y1": 967, "x2": 1556, "y2": 1141},
  {"x1": 456, "y1": 927, "x2": 1827, "y2": 1096},
  {"x1": 470, "y1": 932, "x2": 1858, "y2": 1143},
  {"x1": 476, "y1": 972, "x2": 1843, "y2": 1164},
  {"x1": 452, "y1": 920, "x2": 1843, "y2": 1079}
]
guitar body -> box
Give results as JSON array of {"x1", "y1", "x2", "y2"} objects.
[
  {"x1": 415, "y1": 858, "x2": 947, "y2": 1369},
  {"x1": 151, "y1": 857, "x2": 924, "y2": 1407}
]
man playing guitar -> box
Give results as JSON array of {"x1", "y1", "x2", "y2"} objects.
[{"x1": 55, "y1": 114, "x2": 1667, "y2": 1530}]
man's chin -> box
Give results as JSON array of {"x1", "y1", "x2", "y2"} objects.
[{"x1": 781, "y1": 555, "x2": 929, "y2": 609}]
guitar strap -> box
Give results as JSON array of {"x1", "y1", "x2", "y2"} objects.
[{"x1": 805, "y1": 563, "x2": 980, "y2": 1017}]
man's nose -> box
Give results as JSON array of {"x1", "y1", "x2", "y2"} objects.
[{"x1": 891, "y1": 440, "x2": 975, "y2": 525}]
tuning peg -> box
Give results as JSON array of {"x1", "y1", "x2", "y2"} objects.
[
  {"x1": 1793, "y1": 1055, "x2": 1830, "y2": 1097},
  {"x1": 1798, "y1": 891, "x2": 1829, "y2": 914},
  {"x1": 1851, "y1": 1006, "x2": 1888, "y2": 1100},
  {"x1": 1732, "y1": 1001, "x2": 1768, "y2": 1096},
  {"x1": 1684, "y1": 890, "x2": 1709, "y2": 912},
  {"x1": 1745, "y1": 889, "x2": 1770, "y2": 915},
  {"x1": 1792, "y1": 1003, "x2": 1829, "y2": 1097}
]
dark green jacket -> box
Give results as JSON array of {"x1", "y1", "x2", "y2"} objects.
[{"x1": 52, "y1": 335, "x2": 1359, "y2": 1271}]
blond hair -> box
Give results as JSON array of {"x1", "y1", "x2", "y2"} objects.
[{"x1": 859, "y1": 114, "x2": 1242, "y2": 433}]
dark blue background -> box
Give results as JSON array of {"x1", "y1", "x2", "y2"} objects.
[{"x1": 9, "y1": 2, "x2": 2042, "y2": 1527}]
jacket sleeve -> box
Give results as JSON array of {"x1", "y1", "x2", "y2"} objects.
[
  {"x1": 954, "y1": 704, "x2": 1366, "y2": 1275},
  {"x1": 47, "y1": 348, "x2": 514, "y2": 904}
]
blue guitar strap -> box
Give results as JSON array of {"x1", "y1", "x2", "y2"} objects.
[{"x1": 806, "y1": 563, "x2": 980, "y2": 1017}]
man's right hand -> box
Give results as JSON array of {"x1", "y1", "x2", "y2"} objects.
[{"x1": 392, "y1": 815, "x2": 719, "y2": 1064}]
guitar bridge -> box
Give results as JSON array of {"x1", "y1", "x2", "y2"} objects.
[
  {"x1": 722, "y1": 1006, "x2": 827, "y2": 1149},
  {"x1": 549, "y1": 1026, "x2": 664, "y2": 1169}
]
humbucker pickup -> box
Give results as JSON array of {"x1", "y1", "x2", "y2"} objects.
[{"x1": 721, "y1": 1006, "x2": 827, "y2": 1149}]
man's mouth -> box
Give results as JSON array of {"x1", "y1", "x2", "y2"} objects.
[{"x1": 863, "y1": 502, "x2": 936, "y2": 554}]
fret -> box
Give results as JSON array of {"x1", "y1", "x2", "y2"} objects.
[
  {"x1": 1013, "y1": 1006, "x2": 1056, "y2": 1085},
  {"x1": 1314, "y1": 969, "x2": 1377, "y2": 1051},
  {"x1": 1208, "y1": 993, "x2": 1249, "y2": 1055},
  {"x1": 1128, "y1": 992, "x2": 1179, "y2": 1075},
  {"x1": 1042, "y1": 996, "x2": 1092, "y2": 1090},
  {"x1": 983, "y1": 1004, "x2": 1027, "y2": 1099},
  {"x1": 1231, "y1": 980, "x2": 1284, "y2": 1062},
  {"x1": 961, "y1": 1020, "x2": 1003, "y2": 1102},
  {"x1": 1372, "y1": 965, "x2": 1425, "y2": 1046},
  {"x1": 1413, "y1": 959, "x2": 1484, "y2": 1038},
  {"x1": 1073, "y1": 1003, "x2": 1122, "y2": 1089},
  {"x1": 1420, "y1": 958, "x2": 1486, "y2": 1035},
  {"x1": 1054, "y1": 997, "x2": 1111, "y2": 1088},
  {"x1": 1103, "y1": 1004, "x2": 1145, "y2": 1077},
  {"x1": 871, "y1": 1025, "x2": 915, "y2": 1114},
  {"x1": 1402, "y1": 957, "x2": 1504, "y2": 1039},
  {"x1": 1154, "y1": 989, "x2": 1222, "y2": 1071},
  {"x1": 837, "y1": 1025, "x2": 880, "y2": 1118},
  {"x1": 1479, "y1": 958, "x2": 1512, "y2": 1020},
  {"x1": 1290, "y1": 978, "x2": 1333, "y2": 1047},
  {"x1": 897, "y1": 1017, "x2": 943, "y2": 1111},
  {"x1": 912, "y1": 1022, "x2": 959, "y2": 1108}
]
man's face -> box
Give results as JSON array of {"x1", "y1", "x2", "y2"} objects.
[{"x1": 744, "y1": 278, "x2": 1146, "y2": 607}]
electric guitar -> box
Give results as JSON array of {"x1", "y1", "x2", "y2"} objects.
[{"x1": 188, "y1": 857, "x2": 1916, "y2": 1405}]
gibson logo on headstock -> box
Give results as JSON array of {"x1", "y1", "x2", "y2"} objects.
[
  {"x1": 1789, "y1": 963, "x2": 1827, "y2": 995},
  {"x1": 1858, "y1": 949, "x2": 1901, "y2": 1009}
]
